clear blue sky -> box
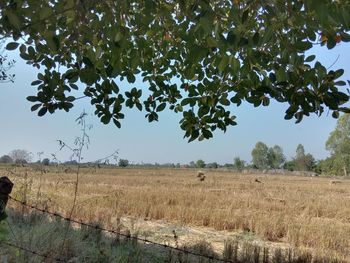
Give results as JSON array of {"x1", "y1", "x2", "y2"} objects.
[{"x1": 0, "y1": 44, "x2": 349, "y2": 164}]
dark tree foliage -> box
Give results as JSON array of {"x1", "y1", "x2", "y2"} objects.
[
  {"x1": 1, "y1": 0, "x2": 350, "y2": 141},
  {"x1": 118, "y1": 159, "x2": 129, "y2": 167},
  {"x1": 42, "y1": 158, "x2": 50, "y2": 165}
]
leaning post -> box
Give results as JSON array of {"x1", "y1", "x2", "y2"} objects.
[{"x1": 0, "y1": 177, "x2": 14, "y2": 220}]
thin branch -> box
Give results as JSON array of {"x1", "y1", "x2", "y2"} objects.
[{"x1": 327, "y1": 54, "x2": 340, "y2": 70}]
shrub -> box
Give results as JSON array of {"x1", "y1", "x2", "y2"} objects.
[
  {"x1": 118, "y1": 159, "x2": 129, "y2": 167},
  {"x1": 42, "y1": 158, "x2": 50, "y2": 166}
]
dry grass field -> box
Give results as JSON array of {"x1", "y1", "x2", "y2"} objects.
[{"x1": 3, "y1": 165, "x2": 350, "y2": 262}]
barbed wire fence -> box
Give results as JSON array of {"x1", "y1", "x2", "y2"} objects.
[
  {"x1": 0, "y1": 240, "x2": 66, "y2": 262},
  {"x1": 1, "y1": 195, "x2": 234, "y2": 263}
]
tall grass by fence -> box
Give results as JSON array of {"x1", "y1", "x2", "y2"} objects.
[
  {"x1": 4, "y1": 195, "x2": 234, "y2": 263},
  {"x1": 1, "y1": 196, "x2": 345, "y2": 263}
]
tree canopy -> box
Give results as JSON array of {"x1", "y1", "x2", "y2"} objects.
[
  {"x1": 293, "y1": 144, "x2": 315, "y2": 171},
  {"x1": 326, "y1": 114, "x2": 350, "y2": 155},
  {"x1": 325, "y1": 114, "x2": 350, "y2": 176},
  {"x1": 251, "y1": 142, "x2": 285, "y2": 169},
  {"x1": 268, "y1": 145, "x2": 285, "y2": 169},
  {"x1": 251, "y1": 141, "x2": 269, "y2": 169},
  {"x1": 1, "y1": 0, "x2": 350, "y2": 141}
]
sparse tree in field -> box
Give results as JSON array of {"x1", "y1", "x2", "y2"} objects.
[
  {"x1": 9, "y1": 149, "x2": 33, "y2": 163},
  {"x1": 1, "y1": 1, "x2": 350, "y2": 141},
  {"x1": 296, "y1": 144, "x2": 306, "y2": 161},
  {"x1": 0, "y1": 155, "x2": 13, "y2": 164},
  {"x1": 251, "y1": 142, "x2": 269, "y2": 170},
  {"x1": 42, "y1": 158, "x2": 50, "y2": 166},
  {"x1": 196, "y1": 159, "x2": 206, "y2": 169},
  {"x1": 325, "y1": 114, "x2": 350, "y2": 176},
  {"x1": 293, "y1": 144, "x2": 315, "y2": 171},
  {"x1": 268, "y1": 145, "x2": 286, "y2": 169},
  {"x1": 233, "y1": 157, "x2": 245, "y2": 171},
  {"x1": 304, "y1": 154, "x2": 316, "y2": 171},
  {"x1": 118, "y1": 159, "x2": 129, "y2": 167}
]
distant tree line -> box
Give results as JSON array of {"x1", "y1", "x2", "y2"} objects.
[
  {"x1": 0, "y1": 149, "x2": 33, "y2": 164},
  {"x1": 0, "y1": 149, "x2": 55, "y2": 166},
  {"x1": 1, "y1": 115, "x2": 349, "y2": 176},
  {"x1": 250, "y1": 142, "x2": 315, "y2": 172},
  {"x1": 182, "y1": 142, "x2": 314, "y2": 172}
]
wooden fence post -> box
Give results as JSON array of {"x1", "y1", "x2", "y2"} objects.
[{"x1": 0, "y1": 177, "x2": 14, "y2": 218}]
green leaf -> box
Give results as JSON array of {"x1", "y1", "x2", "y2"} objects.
[
  {"x1": 227, "y1": 31, "x2": 236, "y2": 45},
  {"x1": 113, "y1": 118, "x2": 121, "y2": 128},
  {"x1": 6, "y1": 42, "x2": 19, "y2": 50},
  {"x1": 136, "y1": 102, "x2": 142, "y2": 111},
  {"x1": 284, "y1": 113, "x2": 293, "y2": 120},
  {"x1": 314, "y1": 2, "x2": 327, "y2": 21},
  {"x1": 262, "y1": 27, "x2": 273, "y2": 44},
  {"x1": 252, "y1": 32, "x2": 259, "y2": 45},
  {"x1": 218, "y1": 55, "x2": 229, "y2": 72},
  {"x1": 305, "y1": 55, "x2": 316, "y2": 63},
  {"x1": 38, "y1": 107, "x2": 48, "y2": 117},
  {"x1": 326, "y1": 37, "x2": 336, "y2": 49},
  {"x1": 334, "y1": 69, "x2": 344, "y2": 79},
  {"x1": 181, "y1": 98, "x2": 194, "y2": 106},
  {"x1": 242, "y1": 9, "x2": 249, "y2": 23},
  {"x1": 275, "y1": 68, "x2": 286, "y2": 82},
  {"x1": 230, "y1": 57, "x2": 240, "y2": 75},
  {"x1": 27, "y1": 96, "x2": 38, "y2": 102},
  {"x1": 66, "y1": 96, "x2": 75, "y2": 102},
  {"x1": 339, "y1": 107, "x2": 350, "y2": 113},
  {"x1": 80, "y1": 69, "x2": 98, "y2": 85},
  {"x1": 127, "y1": 73, "x2": 136, "y2": 83},
  {"x1": 332, "y1": 111, "x2": 339, "y2": 119},
  {"x1": 295, "y1": 41, "x2": 312, "y2": 51},
  {"x1": 156, "y1": 102, "x2": 166, "y2": 112},
  {"x1": 202, "y1": 129, "x2": 213, "y2": 139},
  {"x1": 207, "y1": 36, "x2": 217, "y2": 47},
  {"x1": 200, "y1": 16, "x2": 212, "y2": 34},
  {"x1": 262, "y1": 97, "x2": 270, "y2": 106},
  {"x1": 219, "y1": 95, "x2": 230, "y2": 106},
  {"x1": 46, "y1": 36, "x2": 60, "y2": 51},
  {"x1": 295, "y1": 112, "x2": 303, "y2": 123},
  {"x1": 101, "y1": 114, "x2": 111, "y2": 124},
  {"x1": 31, "y1": 104, "x2": 41, "y2": 111},
  {"x1": 31, "y1": 80, "x2": 41, "y2": 86},
  {"x1": 340, "y1": 32, "x2": 350, "y2": 42},
  {"x1": 70, "y1": 84, "x2": 79, "y2": 90},
  {"x1": 198, "y1": 106, "x2": 209, "y2": 117},
  {"x1": 6, "y1": 11, "x2": 21, "y2": 29}
]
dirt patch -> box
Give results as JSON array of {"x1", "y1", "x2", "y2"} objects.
[{"x1": 115, "y1": 216, "x2": 292, "y2": 256}]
